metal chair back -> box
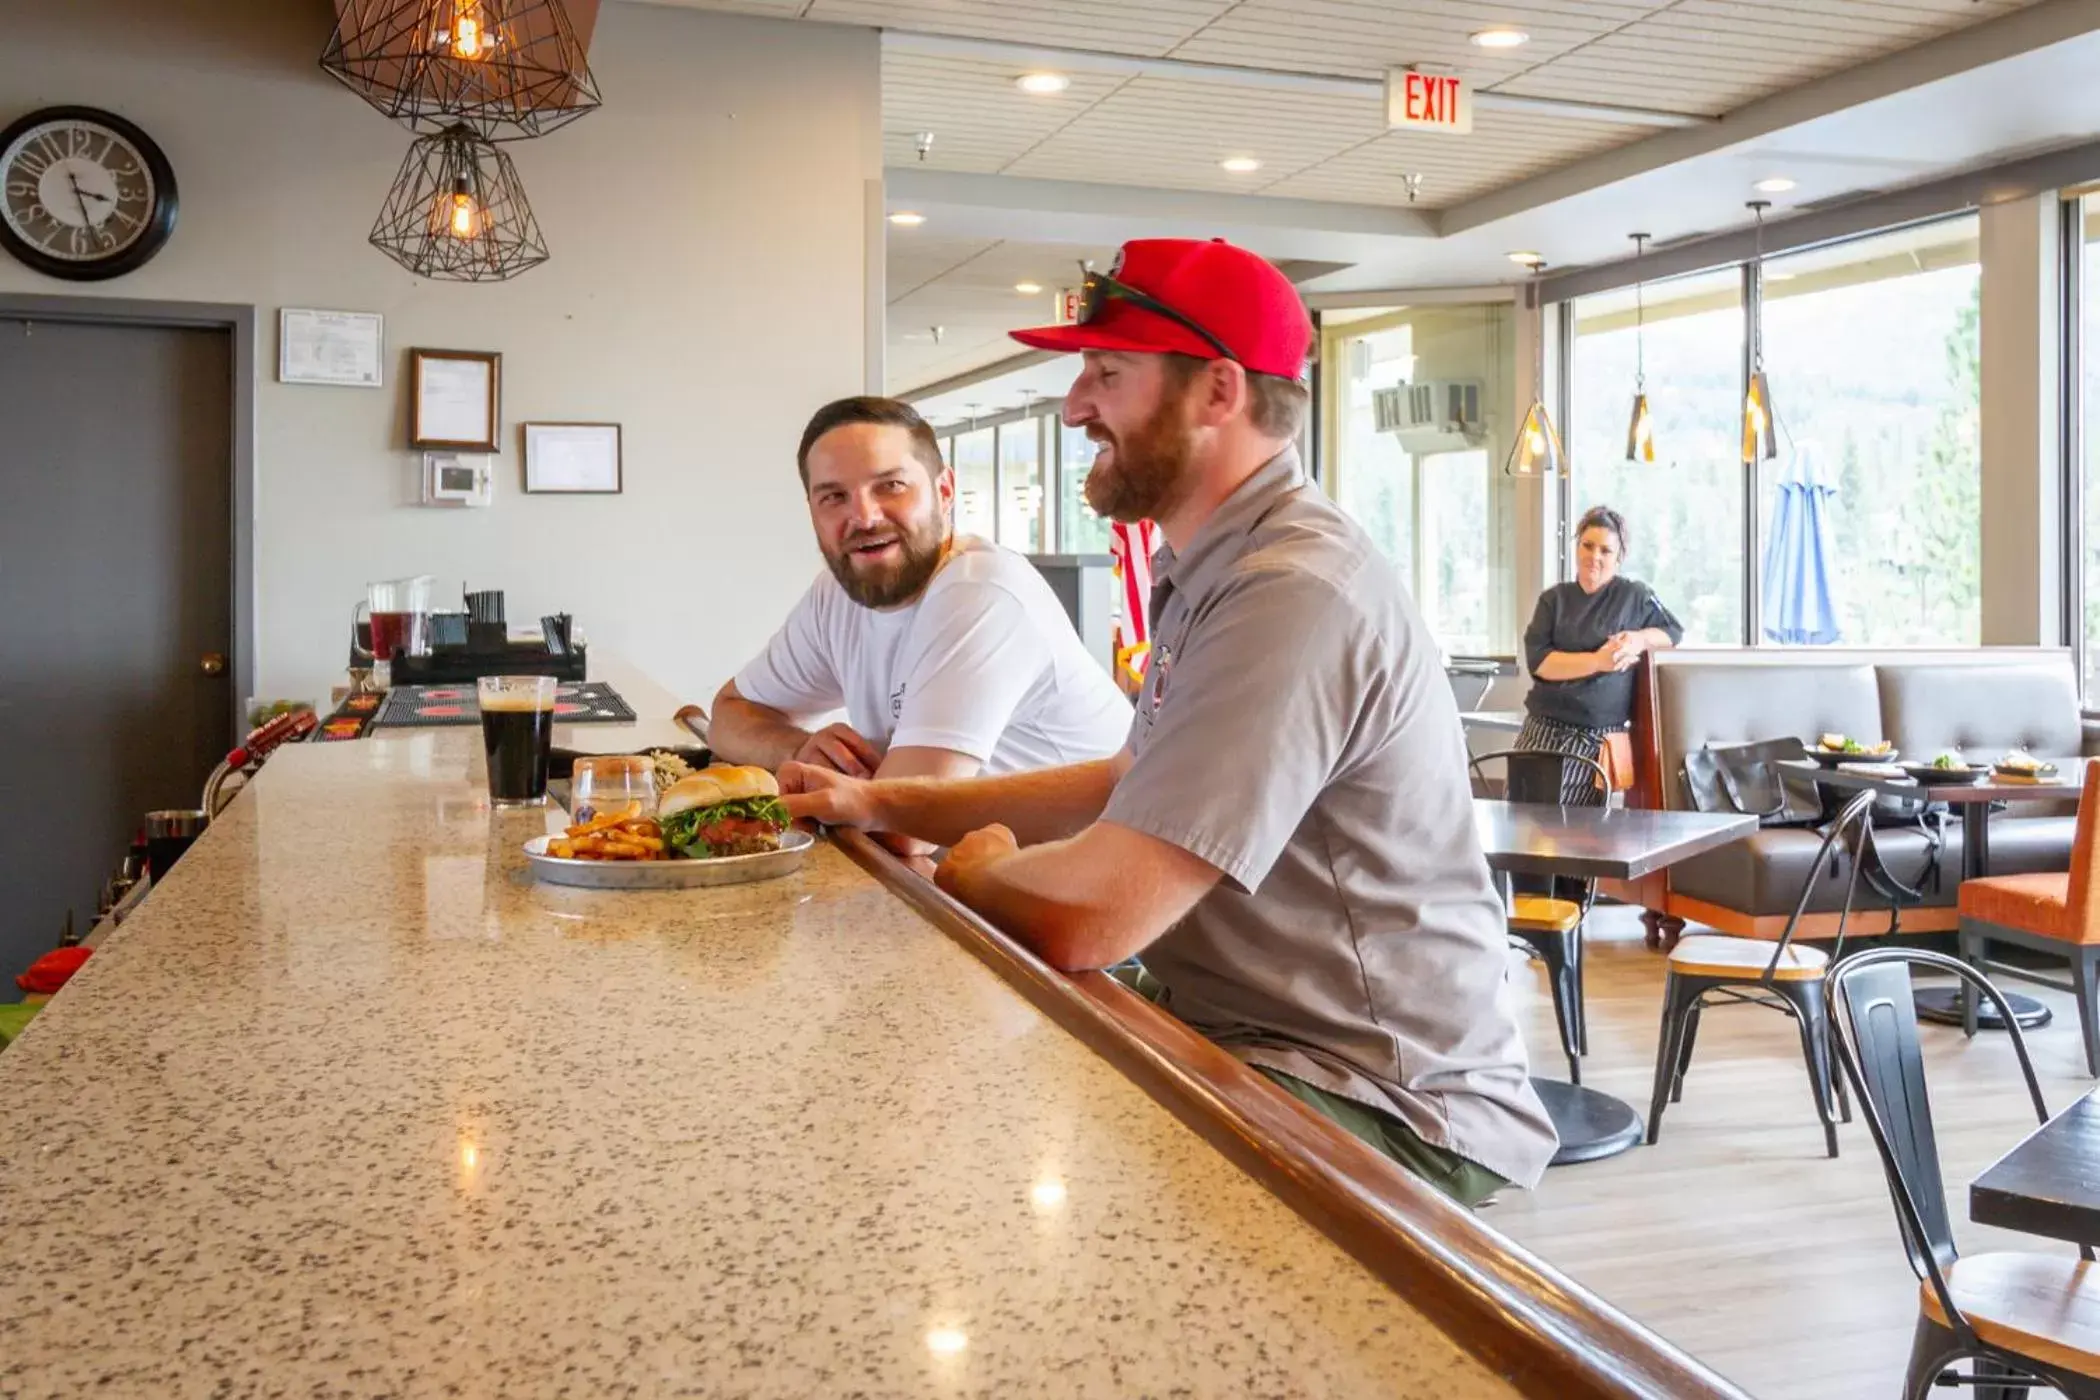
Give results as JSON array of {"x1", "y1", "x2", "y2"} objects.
[
  {"x1": 1827, "y1": 947, "x2": 2075, "y2": 1355},
  {"x1": 1761, "y1": 789, "x2": 1878, "y2": 985},
  {"x1": 1468, "y1": 748, "x2": 1609, "y2": 808}
]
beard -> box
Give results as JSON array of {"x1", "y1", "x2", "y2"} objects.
[
  {"x1": 1083, "y1": 387, "x2": 1198, "y2": 524},
  {"x1": 822, "y1": 509, "x2": 948, "y2": 609}
]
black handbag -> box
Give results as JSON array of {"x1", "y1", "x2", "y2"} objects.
[{"x1": 1682, "y1": 737, "x2": 1824, "y2": 828}]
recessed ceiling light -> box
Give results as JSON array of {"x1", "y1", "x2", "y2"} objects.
[
  {"x1": 1755, "y1": 176, "x2": 1797, "y2": 194},
  {"x1": 1014, "y1": 281, "x2": 1043, "y2": 295},
  {"x1": 1015, "y1": 72, "x2": 1070, "y2": 95},
  {"x1": 888, "y1": 211, "x2": 926, "y2": 226},
  {"x1": 1507, "y1": 251, "x2": 1544, "y2": 267},
  {"x1": 1470, "y1": 27, "x2": 1530, "y2": 49},
  {"x1": 1220, "y1": 156, "x2": 1263, "y2": 174}
]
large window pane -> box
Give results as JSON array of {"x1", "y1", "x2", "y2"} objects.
[
  {"x1": 2080, "y1": 194, "x2": 2100, "y2": 698},
  {"x1": 1760, "y1": 216, "x2": 1981, "y2": 646},
  {"x1": 952, "y1": 426, "x2": 995, "y2": 540},
  {"x1": 998, "y1": 418, "x2": 1045, "y2": 552},
  {"x1": 1320, "y1": 303, "x2": 1514, "y2": 655},
  {"x1": 1057, "y1": 420, "x2": 1114, "y2": 554},
  {"x1": 1568, "y1": 266, "x2": 1745, "y2": 644}
]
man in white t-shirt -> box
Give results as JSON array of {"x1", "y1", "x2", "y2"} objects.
[{"x1": 710, "y1": 397, "x2": 1131, "y2": 791}]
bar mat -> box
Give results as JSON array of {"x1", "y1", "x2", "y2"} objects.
[
  {"x1": 372, "y1": 681, "x2": 637, "y2": 729},
  {"x1": 315, "y1": 691, "x2": 385, "y2": 742}
]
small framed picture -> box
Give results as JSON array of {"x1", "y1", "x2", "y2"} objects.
[
  {"x1": 280, "y1": 308, "x2": 384, "y2": 387},
  {"x1": 410, "y1": 348, "x2": 500, "y2": 450},
  {"x1": 523, "y1": 422, "x2": 623, "y2": 494}
]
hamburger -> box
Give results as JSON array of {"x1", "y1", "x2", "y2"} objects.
[{"x1": 658, "y1": 765, "x2": 792, "y2": 858}]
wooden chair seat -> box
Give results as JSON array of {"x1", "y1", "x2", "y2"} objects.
[
  {"x1": 1508, "y1": 895, "x2": 1582, "y2": 933},
  {"x1": 1666, "y1": 933, "x2": 1828, "y2": 982},
  {"x1": 1919, "y1": 1253, "x2": 2100, "y2": 1379},
  {"x1": 1959, "y1": 872, "x2": 2098, "y2": 943}
]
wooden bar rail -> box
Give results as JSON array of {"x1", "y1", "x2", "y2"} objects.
[{"x1": 823, "y1": 827, "x2": 1756, "y2": 1400}]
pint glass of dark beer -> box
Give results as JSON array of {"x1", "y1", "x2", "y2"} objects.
[{"x1": 477, "y1": 675, "x2": 558, "y2": 807}]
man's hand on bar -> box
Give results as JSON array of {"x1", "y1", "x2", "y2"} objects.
[
  {"x1": 779, "y1": 761, "x2": 880, "y2": 829},
  {"x1": 792, "y1": 723, "x2": 883, "y2": 778},
  {"x1": 933, "y1": 824, "x2": 1019, "y2": 901}
]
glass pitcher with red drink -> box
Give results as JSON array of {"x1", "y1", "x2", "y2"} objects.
[{"x1": 352, "y1": 575, "x2": 434, "y2": 687}]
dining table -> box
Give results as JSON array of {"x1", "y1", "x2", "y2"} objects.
[
  {"x1": 1786, "y1": 757, "x2": 2090, "y2": 1031},
  {"x1": 1473, "y1": 799, "x2": 1758, "y2": 1165},
  {"x1": 1970, "y1": 1087, "x2": 2100, "y2": 1248}
]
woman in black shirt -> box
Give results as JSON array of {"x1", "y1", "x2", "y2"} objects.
[{"x1": 1520, "y1": 506, "x2": 1683, "y2": 805}]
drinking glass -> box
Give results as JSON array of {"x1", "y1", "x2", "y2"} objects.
[
  {"x1": 570, "y1": 755, "x2": 657, "y2": 824},
  {"x1": 478, "y1": 675, "x2": 557, "y2": 807}
]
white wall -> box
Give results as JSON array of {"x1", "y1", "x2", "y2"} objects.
[{"x1": 0, "y1": 0, "x2": 879, "y2": 708}]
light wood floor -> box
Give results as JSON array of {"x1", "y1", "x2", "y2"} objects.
[{"x1": 1488, "y1": 908, "x2": 2094, "y2": 1400}]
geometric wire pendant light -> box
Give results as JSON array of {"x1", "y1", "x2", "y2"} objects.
[
  {"x1": 1506, "y1": 262, "x2": 1566, "y2": 477},
  {"x1": 322, "y1": 0, "x2": 602, "y2": 141},
  {"x1": 1742, "y1": 199, "x2": 1779, "y2": 465},
  {"x1": 369, "y1": 124, "x2": 549, "y2": 281},
  {"x1": 1624, "y1": 232, "x2": 1657, "y2": 463}
]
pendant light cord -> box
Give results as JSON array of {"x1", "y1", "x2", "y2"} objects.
[{"x1": 1631, "y1": 233, "x2": 1648, "y2": 393}]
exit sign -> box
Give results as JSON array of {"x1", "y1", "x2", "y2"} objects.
[{"x1": 1386, "y1": 68, "x2": 1472, "y2": 134}]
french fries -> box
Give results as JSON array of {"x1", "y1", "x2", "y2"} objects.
[{"x1": 549, "y1": 809, "x2": 668, "y2": 862}]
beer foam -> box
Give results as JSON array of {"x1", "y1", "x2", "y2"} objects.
[{"x1": 480, "y1": 690, "x2": 556, "y2": 713}]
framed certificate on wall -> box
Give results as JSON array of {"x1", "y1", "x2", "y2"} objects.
[
  {"x1": 410, "y1": 349, "x2": 500, "y2": 450},
  {"x1": 523, "y1": 422, "x2": 622, "y2": 494}
]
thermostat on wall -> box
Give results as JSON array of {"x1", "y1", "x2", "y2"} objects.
[{"x1": 422, "y1": 452, "x2": 492, "y2": 507}]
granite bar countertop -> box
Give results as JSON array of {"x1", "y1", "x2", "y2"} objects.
[{"x1": 0, "y1": 726, "x2": 1518, "y2": 1398}]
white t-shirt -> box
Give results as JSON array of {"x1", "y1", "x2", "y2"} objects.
[{"x1": 734, "y1": 536, "x2": 1133, "y2": 775}]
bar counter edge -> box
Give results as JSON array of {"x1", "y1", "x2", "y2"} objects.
[{"x1": 826, "y1": 828, "x2": 1753, "y2": 1400}]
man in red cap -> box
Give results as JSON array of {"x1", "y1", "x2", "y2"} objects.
[{"x1": 783, "y1": 237, "x2": 1556, "y2": 1201}]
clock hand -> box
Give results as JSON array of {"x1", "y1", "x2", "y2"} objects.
[{"x1": 65, "y1": 172, "x2": 94, "y2": 226}]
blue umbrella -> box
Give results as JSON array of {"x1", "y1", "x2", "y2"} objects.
[{"x1": 1762, "y1": 444, "x2": 1842, "y2": 645}]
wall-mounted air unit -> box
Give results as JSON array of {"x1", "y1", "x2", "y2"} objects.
[{"x1": 1372, "y1": 380, "x2": 1487, "y2": 454}]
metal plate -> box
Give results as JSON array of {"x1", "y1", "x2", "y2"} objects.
[{"x1": 523, "y1": 829, "x2": 813, "y2": 889}]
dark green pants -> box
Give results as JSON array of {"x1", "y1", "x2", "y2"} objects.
[{"x1": 1109, "y1": 964, "x2": 1508, "y2": 1208}]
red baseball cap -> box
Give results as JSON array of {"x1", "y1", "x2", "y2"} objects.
[{"x1": 1010, "y1": 238, "x2": 1313, "y2": 382}]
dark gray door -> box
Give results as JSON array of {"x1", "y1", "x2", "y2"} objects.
[{"x1": 0, "y1": 315, "x2": 234, "y2": 980}]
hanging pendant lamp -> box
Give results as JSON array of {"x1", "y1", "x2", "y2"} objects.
[
  {"x1": 370, "y1": 124, "x2": 549, "y2": 281},
  {"x1": 322, "y1": 0, "x2": 603, "y2": 141},
  {"x1": 1742, "y1": 200, "x2": 1779, "y2": 464},
  {"x1": 1624, "y1": 232, "x2": 1656, "y2": 463},
  {"x1": 1506, "y1": 263, "x2": 1565, "y2": 478}
]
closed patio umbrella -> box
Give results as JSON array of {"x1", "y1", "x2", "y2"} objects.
[{"x1": 1762, "y1": 444, "x2": 1842, "y2": 645}]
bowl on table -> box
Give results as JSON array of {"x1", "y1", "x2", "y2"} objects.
[
  {"x1": 1809, "y1": 743, "x2": 1897, "y2": 768},
  {"x1": 1897, "y1": 760, "x2": 1986, "y2": 787}
]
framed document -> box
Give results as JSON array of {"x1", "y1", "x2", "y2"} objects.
[
  {"x1": 410, "y1": 349, "x2": 500, "y2": 450},
  {"x1": 523, "y1": 422, "x2": 623, "y2": 494},
  {"x1": 280, "y1": 309, "x2": 383, "y2": 387}
]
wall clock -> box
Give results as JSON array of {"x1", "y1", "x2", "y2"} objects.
[{"x1": 0, "y1": 106, "x2": 178, "y2": 281}]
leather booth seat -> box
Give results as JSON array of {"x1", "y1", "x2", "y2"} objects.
[{"x1": 1636, "y1": 649, "x2": 2095, "y2": 936}]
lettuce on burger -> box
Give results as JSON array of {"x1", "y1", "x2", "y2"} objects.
[{"x1": 658, "y1": 765, "x2": 792, "y2": 858}]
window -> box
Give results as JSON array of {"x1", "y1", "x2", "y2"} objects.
[
  {"x1": 1567, "y1": 266, "x2": 1745, "y2": 644},
  {"x1": 998, "y1": 418, "x2": 1046, "y2": 553},
  {"x1": 1319, "y1": 303, "x2": 1513, "y2": 655},
  {"x1": 1057, "y1": 419, "x2": 1114, "y2": 554},
  {"x1": 2078, "y1": 193, "x2": 2100, "y2": 697},
  {"x1": 1760, "y1": 216, "x2": 1981, "y2": 646},
  {"x1": 951, "y1": 427, "x2": 995, "y2": 540}
]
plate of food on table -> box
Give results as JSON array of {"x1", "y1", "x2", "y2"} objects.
[
  {"x1": 1810, "y1": 733, "x2": 1898, "y2": 768},
  {"x1": 1991, "y1": 749, "x2": 2061, "y2": 783},
  {"x1": 524, "y1": 763, "x2": 812, "y2": 889},
  {"x1": 1898, "y1": 750, "x2": 1987, "y2": 786}
]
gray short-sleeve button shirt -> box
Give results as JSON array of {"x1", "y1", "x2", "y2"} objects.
[{"x1": 1101, "y1": 447, "x2": 1557, "y2": 1189}]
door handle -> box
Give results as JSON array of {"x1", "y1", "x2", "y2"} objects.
[{"x1": 200, "y1": 652, "x2": 227, "y2": 677}]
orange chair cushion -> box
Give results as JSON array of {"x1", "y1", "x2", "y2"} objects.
[
  {"x1": 1959, "y1": 872, "x2": 2085, "y2": 941},
  {"x1": 1509, "y1": 895, "x2": 1583, "y2": 933}
]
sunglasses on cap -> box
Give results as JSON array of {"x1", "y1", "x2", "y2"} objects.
[{"x1": 1078, "y1": 266, "x2": 1239, "y2": 364}]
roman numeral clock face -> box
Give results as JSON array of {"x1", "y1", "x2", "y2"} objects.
[{"x1": 1, "y1": 107, "x2": 177, "y2": 281}]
